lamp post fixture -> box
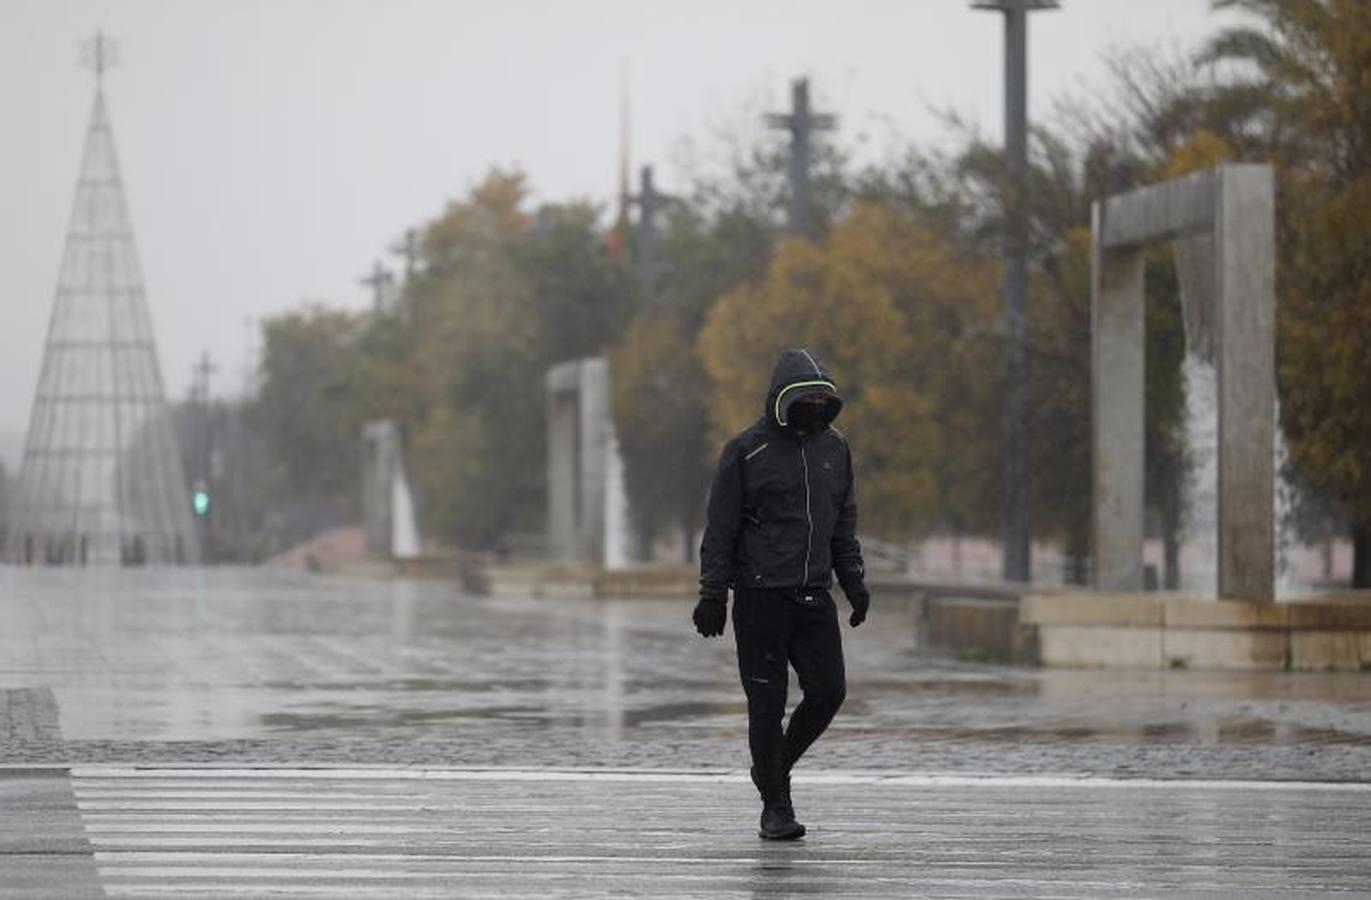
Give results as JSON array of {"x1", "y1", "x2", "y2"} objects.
[{"x1": 972, "y1": 0, "x2": 1059, "y2": 583}]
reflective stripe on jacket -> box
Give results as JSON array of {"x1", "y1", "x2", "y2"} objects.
[{"x1": 699, "y1": 349, "x2": 865, "y2": 596}]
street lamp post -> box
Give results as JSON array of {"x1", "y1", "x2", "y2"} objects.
[{"x1": 972, "y1": 0, "x2": 1058, "y2": 583}]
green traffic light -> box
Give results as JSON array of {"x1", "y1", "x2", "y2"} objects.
[{"x1": 193, "y1": 491, "x2": 210, "y2": 517}]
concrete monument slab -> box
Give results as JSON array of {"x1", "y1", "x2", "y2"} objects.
[{"x1": 1092, "y1": 165, "x2": 1276, "y2": 602}]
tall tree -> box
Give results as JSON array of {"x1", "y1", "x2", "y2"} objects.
[
  {"x1": 249, "y1": 307, "x2": 362, "y2": 525},
  {"x1": 935, "y1": 123, "x2": 1189, "y2": 586},
  {"x1": 515, "y1": 203, "x2": 638, "y2": 365},
  {"x1": 352, "y1": 171, "x2": 635, "y2": 549},
  {"x1": 697, "y1": 202, "x2": 1000, "y2": 541},
  {"x1": 1205, "y1": 0, "x2": 1371, "y2": 585},
  {"x1": 610, "y1": 310, "x2": 712, "y2": 561},
  {"x1": 607, "y1": 126, "x2": 798, "y2": 562}
]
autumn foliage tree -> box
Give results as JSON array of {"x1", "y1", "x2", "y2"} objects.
[
  {"x1": 246, "y1": 307, "x2": 366, "y2": 548},
  {"x1": 610, "y1": 310, "x2": 712, "y2": 561},
  {"x1": 254, "y1": 170, "x2": 635, "y2": 551},
  {"x1": 249, "y1": 308, "x2": 363, "y2": 515},
  {"x1": 697, "y1": 203, "x2": 1000, "y2": 541}
]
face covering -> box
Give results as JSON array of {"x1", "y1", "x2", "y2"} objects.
[{"x1": 787, "y1": 400, "x2": 832, "y2": 432}]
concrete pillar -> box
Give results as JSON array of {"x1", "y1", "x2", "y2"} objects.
[
  {"x1": 362, "y1": 421, "x2": 394, "y2": 557},
  {"x1": 1215, "y1": 165, "x2": 1276, "y2": 602},
  {"x1": 578, "y1": 359, "x2": 611, "y2": 565},
  {"x1": 546, "y1": 365, "x2": 581, "y2": 563},
  {"x1": 546, "y1": 357, "x2": 630, "y2": 568},
  {"x1": 1091, "y1": 208, "x2": 1146, "y2": 592},
  {"x1": 362, "y1": 420, "x2": 420, "y2": 559}
]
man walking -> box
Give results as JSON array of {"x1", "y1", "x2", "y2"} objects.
[{"x1": 693, "y1": 347, "x2": 870, "y2": 840}]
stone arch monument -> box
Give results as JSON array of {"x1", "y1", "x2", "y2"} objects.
[
  {"x1": 1091, "y1": 164, "x2": 1275, "y2": 602},
  {"x1": 546, "y1": 357, "x2": 631, "y2": 569}
]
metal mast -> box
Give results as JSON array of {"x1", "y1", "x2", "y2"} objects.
[
  {"x1": 5, "y1": 33, "x2": 199, "y2": 565},
  {"x1": 359, "y1": 260, "x2": 394, "y2": 314},
  {"x1": 973, "y1": 0, "x2": 1058, "y2": 582},
  {"x1": 626, "y1": 165, "x2": 669, "y2": 300},
  {"x1": 765, "y1": 78, "x2": 836, "y2": 239}
]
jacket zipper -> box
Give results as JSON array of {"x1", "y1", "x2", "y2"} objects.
[{"x1": 800, "y1": 439, "x2": 813, "y2": 585}]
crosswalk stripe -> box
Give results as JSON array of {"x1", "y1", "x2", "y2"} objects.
[
  {"x1": 68, "y1": 765, "x2": 1371, "y2": 791},
  {"x1": 74, "y1": 768, "x2": 780, "y2": 896},
  {"x1": 70, "y1": 767, "x2": 1371, "y2": 898}
]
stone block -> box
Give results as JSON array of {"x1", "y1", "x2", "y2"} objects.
[
  {"x1": 926, "y1": 597, "x2": 1022, "y2": 663},
  {"x1": 1160, "y1": 629, "x2": 1288, "y2": 671},
  {"x1": 1021, "y1": 593, "x2": 1163, "y2": 627},
  {"x1": 593, "y1": 568, "x2": 694, "y2": 599},
  {"x1": 1289, "y1": 631, "x2": 1371, "y2": 672},
  {"x1": 1163, "y1": 598, "x2": 1289, "y2": 630},
  {"x1": 1286, "y1": 601, "x2": 1371, "y2": 630},
  {"x1": 1037, "y1": 625, "x2": 1162, "y2": 668}
]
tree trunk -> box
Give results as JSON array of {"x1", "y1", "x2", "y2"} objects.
[{"x1": 1353, "y1": 520, "x2": 1371, "y2": 589}]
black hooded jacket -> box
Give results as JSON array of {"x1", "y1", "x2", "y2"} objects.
[{"x1": 698, "y1": 348, "x2": 866, "y2": 598}]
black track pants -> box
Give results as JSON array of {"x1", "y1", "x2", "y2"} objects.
[{"x1": 732, "y1": 587, "x2": 847, "y2": 800}]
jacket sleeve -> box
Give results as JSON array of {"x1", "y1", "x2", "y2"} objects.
[
  {"x1": 831, "y1": 443, "x2": 866, "y2": 593},
  {"x1": 698, "y1": 438, "x2": 743, "y2": 599}
]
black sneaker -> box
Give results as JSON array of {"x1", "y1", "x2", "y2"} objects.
[
  {"x1": 752, "y1": 765, "x2": 806, "y2": 839},
  {"x1": 759, "y1": 801, "x2": 805, "y2": 840}
]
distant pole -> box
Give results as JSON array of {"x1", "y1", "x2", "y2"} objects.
[
  {"x1": 626, "y1": 165, "x2": 669, "y2": 299},
  {"x1": 973, "y1": 0, "x2": 1058, "y2": 583},
  {"x1": 610, "y1": 60, "x2": 632, "y2": 261},
  {"x1": 389, "y1": 229, "x2": 421, "y2": 283},
  {"x1": 360, "y1": 260, "x2": 394, "y2": 314},
  {"x1": 765, "y1": 78, "x2": 836, "y2": 238}
]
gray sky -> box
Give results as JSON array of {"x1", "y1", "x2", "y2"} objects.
[{"x1": 0, "y1": 0, "x2": 1236, "y2": 464}]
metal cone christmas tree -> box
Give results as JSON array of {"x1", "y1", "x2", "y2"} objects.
[{"x1": 5, "y1": 37, "x2": 198, "y2": 565}]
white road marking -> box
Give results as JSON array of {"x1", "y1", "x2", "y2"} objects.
[
  {"x1": 81, "y1": 824, "x2": 451, "y2": 834},
  {"x1": 94, "y1": 852, "x2": 892, "y2": 865},
  {"x1": 71, "y1": 766, "x2": 1371, "y2": 898},
  {"x1": 69, "y1": 766, "x2": 1371, "y2": 791}
]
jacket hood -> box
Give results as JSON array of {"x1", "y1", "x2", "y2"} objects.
[{"x1": 765, "y1": 348, "x2": 843, "y2": 430}]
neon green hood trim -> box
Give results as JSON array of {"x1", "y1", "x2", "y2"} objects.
[{"x1": 774, "y1": 379, "x2": 838, "y2": 426}]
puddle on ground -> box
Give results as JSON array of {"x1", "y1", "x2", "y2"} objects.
[
  {"x1": 254, "y1": 677, "x2": 554, "y2": 694},
  {"x1": 260, "y1": 700, "x2": 749, "y2": 733}
]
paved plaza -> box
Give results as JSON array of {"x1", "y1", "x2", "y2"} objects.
[
  {"x1": 5, "y1": 766, "x2": 1370, "y2": 898},
  {"x1": 2, "y1": 568, "x2": 1371, "y2": 896}
]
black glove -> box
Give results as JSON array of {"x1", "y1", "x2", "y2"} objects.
[
  {"x1": 693, "y1": 593, "x2": 727, "y2": 638},
  {"x1": 845, "y1": 583, "x2": 870, "y2": 628}
]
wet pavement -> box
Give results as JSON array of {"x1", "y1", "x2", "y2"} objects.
[
  {"x1": 2, "y1": 567, "x2": 1371, "y2": 780},
  {"x1": 7, "y1": 766, "x2": 1371, "y2": 898},
  {"x1": 4, "y1": 567, "x2": 1371, "y2": 897}
]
